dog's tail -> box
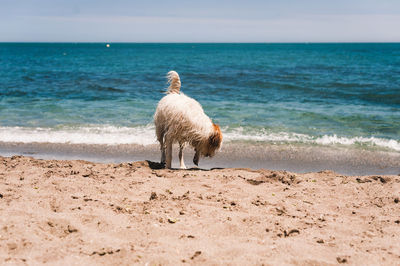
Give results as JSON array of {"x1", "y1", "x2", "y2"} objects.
[{"x1": 166, "y1": 71, "x2": 181, "y2": 94}]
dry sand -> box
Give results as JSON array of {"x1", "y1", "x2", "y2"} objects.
[{"x1": 0, "y1": 155, "x2": 399, "y2": 265}]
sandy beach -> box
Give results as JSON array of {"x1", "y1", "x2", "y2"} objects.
[{"x1": 1, "y1": 155, "x2": 399, "y2": 265}]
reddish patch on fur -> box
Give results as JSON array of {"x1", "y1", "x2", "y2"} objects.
[{"x1": 209, "y1": 124, "x2": 223, "y2": 148}]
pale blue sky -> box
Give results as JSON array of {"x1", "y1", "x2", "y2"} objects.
[{"x1": 1, "y1": 0, "x2": 399, "y2": 42}]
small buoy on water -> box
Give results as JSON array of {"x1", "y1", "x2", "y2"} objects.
[{"x1": 106, "y1": 44, "x2": 110, "y2": 48}]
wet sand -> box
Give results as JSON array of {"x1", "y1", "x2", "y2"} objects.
[
  {"x1": 1, "y1": 141, "x2": 400, "y2": 175},
  {"x1": 1, "y1": 155, "x2": 399, "y2": 265}
]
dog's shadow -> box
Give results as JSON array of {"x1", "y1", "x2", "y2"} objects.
[{"x1": 146, "y1": 160, "x2": 224, "y2": 171}]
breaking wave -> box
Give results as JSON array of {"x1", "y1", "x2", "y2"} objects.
[
  {"x1": 224, "y1": 127, "x2": 400, "y2": 151},
  {"x1": 0, "y1": 125, "x2": 399, "y2": 152},
  {"x1": 0, "y1": 125, "x2": 157, "y2": 145}
]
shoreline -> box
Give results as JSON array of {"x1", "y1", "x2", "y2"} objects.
[
  {"x1": 0, "y1": 141, "x2": 399, "y2": 175},
  {"x1": 1, "y1": 155, "x2": 399, "y2": 264}
]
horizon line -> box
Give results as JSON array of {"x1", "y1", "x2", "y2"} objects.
[{"x1": 1, "y1": 41, "x2": 400, "y2": 44}]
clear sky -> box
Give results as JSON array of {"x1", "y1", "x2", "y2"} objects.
[{"x1": 1, "y1": 0, "x2": 399, "y2": 42}]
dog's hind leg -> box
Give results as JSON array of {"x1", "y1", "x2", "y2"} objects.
[
  {"x1": 156, "y1": 126, "x2": 166, "y2": 165},
  {"x1": 160, "y1": 136, "x2": 166, "y2": 165},
  {"x1": 165, "y1": 135, "x2": 173, "y2": 169},
  {"x1": 178, "y1": 143, "x2": 186, "y2": 169}
]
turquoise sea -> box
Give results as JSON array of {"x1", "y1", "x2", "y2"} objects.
[{"x1": 1, "y1": 43, "x2": 399, "y2": 174}]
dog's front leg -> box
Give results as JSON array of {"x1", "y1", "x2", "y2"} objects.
[
  {"x1": 165, "y1": 138, "x2": 173, "y2": 169},
  {"x1": 178, "y1": 144, "x2": 186, "y2": 169},
  {"x1": 193, "y1": 149, "x2": 200, "y2": 166}
]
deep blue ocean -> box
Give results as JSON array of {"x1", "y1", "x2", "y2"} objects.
[{"x1": 0, "y1": 43, "x2": 399, "y2": 154}]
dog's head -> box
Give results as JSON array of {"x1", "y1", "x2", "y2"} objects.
[
  {"x1": 193, "y1": 123, "x2": 223, "y2": 165},
  {"x1": 206, "y1": 123, "x2": 223, "y2": 157}
]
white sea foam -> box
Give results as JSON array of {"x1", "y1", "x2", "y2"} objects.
[
  {"x1": 0, "y1": 125, "x2": 399, "y2": 152},
  {"x1": 223, "y1": 127, "x2": 400, "y2": 152},
  {"x1": 0, "y1": 125, "x2": 158, "y2": 145},
  {"x1": 223, "y1": 127, "x2": 310, "y2": 143},
  {"x1": 314, "y1": 134, "x2": 400, "y2": 151}
]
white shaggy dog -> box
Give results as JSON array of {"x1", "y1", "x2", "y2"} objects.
[{"x1": 154, "y1": 71, "x2": 223, "y2": 169}]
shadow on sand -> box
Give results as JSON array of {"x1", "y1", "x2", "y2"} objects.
[{"x1": 145, "y1": 160, "x2": 224, "y2": 171}]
